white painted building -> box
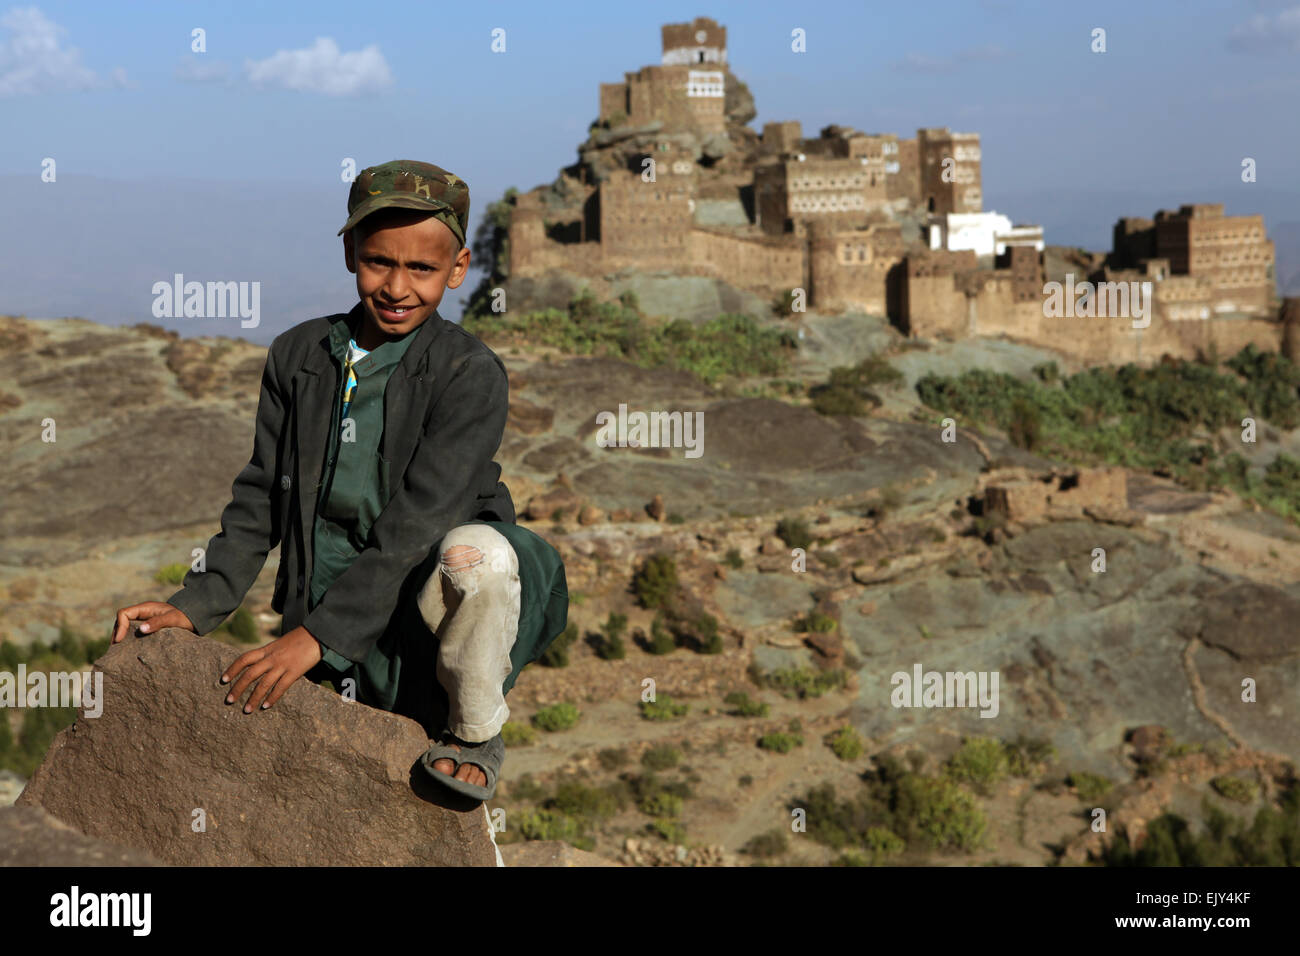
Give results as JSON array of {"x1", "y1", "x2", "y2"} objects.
[{"x1": 927, "y1": 211, "x2": 1045, "y2": 257}]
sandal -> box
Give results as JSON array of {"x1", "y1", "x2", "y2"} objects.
[{"x1": 420, "y1": 729, "x2": 504, "y2": 802}]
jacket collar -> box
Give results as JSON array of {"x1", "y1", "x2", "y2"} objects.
[{"x1": 302, "y1": 301, "x2": 445, "y2": 380}]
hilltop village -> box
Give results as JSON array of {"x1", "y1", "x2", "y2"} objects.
[{"x1": 504, "y1": 16, "x2": 1296, "y2": 368}]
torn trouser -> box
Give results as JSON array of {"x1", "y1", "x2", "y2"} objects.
[{"x1": 309, "y1": 520, "x2": 568, "y2": 742}]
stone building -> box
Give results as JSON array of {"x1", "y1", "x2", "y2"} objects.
[
  {"x1": 507, "y1": 15, "x2": 1286, "y2": 370},
  {"x1": 917, "y1": 127, "x2": 982, "y2": 215},
  {"x1": 599, "y1": 16, "x2": 727, "y2": 134},
  {"x1": 1109, "y1": 204, "x2": 1275, "y2": 318}
]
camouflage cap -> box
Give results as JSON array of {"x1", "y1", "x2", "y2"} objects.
[{"x1": 338, "y1": 160, "x2": 470, "y2": 250}]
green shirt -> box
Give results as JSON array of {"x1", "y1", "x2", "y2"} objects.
[{"x1": 309, "y1": 316, "x2": 417, "y2": 668}]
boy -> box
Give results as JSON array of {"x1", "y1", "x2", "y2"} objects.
[{"x1": 111, "y1": 160, "x2": 568, "y2": 803}]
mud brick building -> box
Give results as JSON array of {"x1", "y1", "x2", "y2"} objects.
[
  {"x1": 507, "y1": 15, "x2": 1289, "y2": 369},
  {"x1": 599, "y1": 17, "x2": 728, "y2": 134}
]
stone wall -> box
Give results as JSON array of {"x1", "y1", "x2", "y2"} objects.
[{"x1": 687, "y1": 227, "x2": 804, "y2": 296}]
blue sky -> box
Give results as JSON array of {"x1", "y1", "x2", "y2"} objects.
[{"x1": 3, "y1": 0, "x2": 1299, "y2": 341}]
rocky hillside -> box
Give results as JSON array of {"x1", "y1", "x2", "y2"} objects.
[{"x1": 2, "y1": 310, "x2": 1298, "y2": 866}]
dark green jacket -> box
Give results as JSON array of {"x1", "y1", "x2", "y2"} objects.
[
  {"x1": 167, "y1": 303, "x2": 520, "y2": 663},
  {"x1": 309, "y1": 316, "x2": 416, "y2": 613}
]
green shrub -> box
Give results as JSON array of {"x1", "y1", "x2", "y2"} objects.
[
  {"x1": 836, "y1": 827, "x2": 906, "y2": 865},
  {"x1": 1003, "y1": 736, "x2": 1057, "y2": 777},
  {"x1": 466, "y1": 293, "x2": 794, "y2": 384},
  {"x1": 724, "y1": 691, "x2": 769, "y2": 717},
  {"x1": 2, "y1": 705, "x2": 78, "y2": 777},
  {"x1": 154, "y1": 563, "x2": 190, "y2": 586},
  {"x1": 603, "y1": 612, "x2": 627, "y2": 643},
  {"x1": 667, "y1": 606, "x2": 720, "y2": 653},
  {"x1": 515, "y1": 808, "x2": 581, "y2": 842},
  {"x1": 756, "y1": 666, "x2": 847, "y2": 700},
  {"x1": 641, "y1": 745, "x2": 682, "y2": 771},
  {"x1": 743, "y1": 830, "x2": 789, "y2": 858},
  {"x1": 597, "y1": 747, "x2": 629, "y2": 771},
  {"x1": 595, "y1": 611, "x2": 627, "y2": 660},
  {"x1": 647, "y1": 613, "x2": 677, "y2": 655},
  {"x1": 723, "y1": 549, "x2": 744, "y2": 569},
  {"x1": 217, "y1": 606, "x2": 259, "y2": 645},
  {"x1": 531, "y1": 701, "x2": 581, "y2": 732},
  {"x1": 1210, "y1": 775, "x2": 1259, "y2": 804},
  {"x1": 54, "y1": 622, "x2": 87, "y2": 665},
  {"x1": 1067, "y1": 771, "x2": 1114, "y2": 803},
  {"x1": 500, "y1": 721, "x2": 537, "y2": 747},
  {"x1": 912, "y1": 350, "x2": 1300, "y2": 524},
  {"x1": 650, "y1": 819, "x2": 686, "y2": 843},
  {"x1": 893, "y1": 775, "x2": 987, "y2": 852},
  {"x1": 758, "y1": 732, "x2": 803, "y2": 754},
  {"x1": 507, "y1": 773, "x2": 548, "y2": 802},
  {"x1": 1101, "y1": 784, "x2": 1300, "y2": 866},
  {"x1": 810, "y1": 354, "x2": 903, "y2": 416},
  {"x1": 861, "y1": 826, "x2": 906, "y2": 863},
  {"x1": 633, "y1": 554, "x2": 679, "y2": 609},
  {"x1": 540, "y1": 622, "x2": 578, "y2": 667},
  {"x1": 640, "y1": 696, "x2": 689, "y2": 721},
  {"x1": 639, "y1": 791, "x2": 684, "y2": 818},
  {"x1": 549, "y1": 781, "x2": 624, "y2": 821},
  {"x1": 775, "y1": 517, "x2": 813, "y2": 550},
  {"x1": 944, "y1": 737, "x2": 1010, "y2": 795},
  {"x1": 826, "y1": 726, "x2": 864, "y2": 761},
  {"x1": 0, "y1": 640, "x2": 21, "y2": 669},
  {"x1": 795, "y1": 611, "x2": 838, "y2": 634}
]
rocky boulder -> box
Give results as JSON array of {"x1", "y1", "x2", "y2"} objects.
[
  {"x1": 0, "y1": 805, "x2": 162, "y2": 866},
  {"x1": 16, "y1": 628, "x2": 501, "y2": 866}
]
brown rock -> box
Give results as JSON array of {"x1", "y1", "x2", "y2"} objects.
[
  {"x1": 1127, "y1": 725, "x2": 1169, "y2": 763},
  {"x1": 507, "y1": 397, "x2": 555, "y2": 436},
  {"x1": 759, "y1": 535, "x2": 786, "y2": 556},
  {"x1": 804, "y1": 631, "x2": 844, "y2": 664},
  {"x1": 646, "y1": 494, "x2": 665, "y2": 521},
  {"x1": 525, "y1": 486, "x2": 581, "y2": 521},
  {"x1": 16, "y1": 630, "x2": 499, "y2": 866},
  {"x1": 858, "y1": 602, "x2": 877, "y2": 616},
  {"x1": 500, "y1": 840, "x2": 623, "y2": 866},
  {"x1": 577, "y1": 505, "x2": 604, "y2": 526},
  {"x1": 0, "y1": 805, "x2": 163, "y2": 866}
]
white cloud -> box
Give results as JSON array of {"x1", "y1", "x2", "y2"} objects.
[
  {"x1": 892, "y1": 44, "x2": 1010, "y2": 74},
  {"x1": 0, "y1": 5, "x2": 125, "y2": 97},
  {"x1": 244, "y1": 37, "x2": 393, "y2": 96},
  {"x1": 1227, "y1": 5, "x2": 1300, "y2": 52}
]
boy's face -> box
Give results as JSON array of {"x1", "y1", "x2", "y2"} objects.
[{"x1": 343, "y1": 209, "x2": 471, "y2": 348}]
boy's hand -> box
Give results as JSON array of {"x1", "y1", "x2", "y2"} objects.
[
  {"x1": 112, "y1": 602, "x2": 196, "y2": 643},
  {"x1": 220, "y1": 627, "x2": 323, "y2": 714}
]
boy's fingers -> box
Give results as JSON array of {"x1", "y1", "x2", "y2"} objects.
[
  {"x1": 227, "y1": 659, "x2": 271, "y2": 705},
  {"x1": 220, "y1": 648, "x2": 264, "y2": 685},
  {"x1": 248, "y1": 669, "x2": 284, "y2": 712},
  {"x1": 138, "y1": 610, "x2": 180, "y2": 635},
  {"x1": 261, "y1": 673, "x2": 289, "y2": 710},
  {"x1": 113, "y1": 606, "x2": 143, "y2": 643}
]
